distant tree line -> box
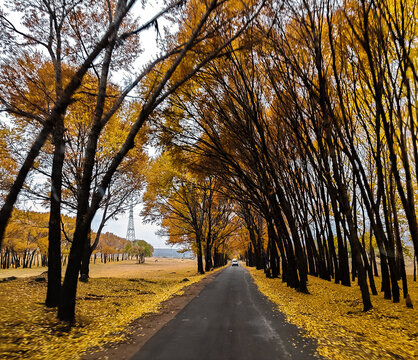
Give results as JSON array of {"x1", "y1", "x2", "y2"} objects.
[{"x1": 0, "y1": 209, "x2": 153, "y2": 271}]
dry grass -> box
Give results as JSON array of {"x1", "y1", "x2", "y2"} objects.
[
  {"x1": 0, "y1": 258, "x2": 208, "y2": 360},
  {"x1": 0, "y1": 257, "x2": 197, "y2": 279},
  {"x1": 87, "y1": 257, "x2": 198, "y2": 278},
  {"x1": 249, "y1": 267, "x2": 418, "y2": 360}
]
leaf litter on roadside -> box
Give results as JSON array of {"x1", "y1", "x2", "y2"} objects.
[
  {"x1": 249, "y1": 267, "x2": 417, "y2": 360},
  {"x1": 0, "y1": 268, "x2": 209, "y2": 359}
]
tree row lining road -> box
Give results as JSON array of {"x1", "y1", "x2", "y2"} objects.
[{"x1": 131, "y1": 265, "x2": 321, "y2": 360}]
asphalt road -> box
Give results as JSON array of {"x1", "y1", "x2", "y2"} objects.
[{"x1": 130, "y1": 265, "x2": 320, "y2": 360}]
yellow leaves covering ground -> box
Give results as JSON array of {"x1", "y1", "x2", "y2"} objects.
[
  {"x1": 0, "y1": 259, "x2": 210, "y2": 360},
  {"x1": 249, "y1": 268, "x2": 417, "y2": 360}
]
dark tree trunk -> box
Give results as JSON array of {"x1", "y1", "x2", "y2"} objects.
[
  {"x1": 213, "y1": 246, "x2": 219, "y2": 268},
  {"x1": 58, "y1": 222, "x2": 90, "y2": 322},
  {"x1": 274, "y1": 188, "x2": 308, "y2": 293},
  {"x1": 340, "y1": 188, "x2": 373, "y2": 311},
  {"x1": 351, "y1": 251, "x2": 357, "y2": 282},
  {"x1": 205, "y1": 241, "x2": 212, "y2": 272},
  {"x1": 330, "y1": 195, "x2": 350, "y2": 286},
  {"x1": 324, "y1": 194, "x2": 338, "y2": 281},
  {"x1": 197, "y1": 234, "x2": 204, "y2": 275},
  {"x1": 79, "y1": 235, "x2": 93, "y2": 283},
  {"x1": 389, "y1": 175, "x2": 408, "y2": 298},
  {"x1": 304, "y1": 224, "x2": 318, "y2": 276},
  {"x1": 360, "y1": 244, "x2": 378, "y2": 295},
  {"x1": 46, "y1": 115, "x2": 65, "y2": 308},
  {"x1": 267, "y1": 222, "x2": 280, "y2": 278}
]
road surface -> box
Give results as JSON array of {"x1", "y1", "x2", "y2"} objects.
[{"x1": 131, "y1": 265, "x2": 321, "y2": 360}]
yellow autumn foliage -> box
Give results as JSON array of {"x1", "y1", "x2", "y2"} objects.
[
  {"x1": 249, "y1": 267, "x2": 417, "y2": 360},
  {"x1": 0, "y1": 263, "x2": 217, "y2": 360}
]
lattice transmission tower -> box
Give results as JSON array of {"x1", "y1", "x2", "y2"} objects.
[{"x1": 126, "y1": 203, "x2": 136, "y2": 242}]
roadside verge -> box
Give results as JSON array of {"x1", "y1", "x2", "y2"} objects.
[{"x1": 248, "y1": 267, "x2": 417, "y2": 360}]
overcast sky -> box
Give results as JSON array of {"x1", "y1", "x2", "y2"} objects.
[{"x1": 91, "y1": 205, "x2": 169, "y2": 249}]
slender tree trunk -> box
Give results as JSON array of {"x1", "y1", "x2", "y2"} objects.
[
  {"x1": 46, "y1": 115, "x2": 65, "y2": 308},
  {"x1": 267, "y1": 221, "x2": 280, "y2": 278},
  {"x1": 197, "y1": 234, "x2": 204, "y2": 275},
  {"x1": 341, "y1": 189, "x2": 373, "y2": 311},
  {"x1": 58, "y1": 221, "x2": 90, "y2": 322},
  {"x1": 79, "y1": 234, "x2": 93, "y2": 283},
  {"x1": 205, "y1": 241, "x2": 212, "y2": 271},
  {"x1": 330, "y1": 146, "x2": 372, "y2": 310},
  {"x1": 331, "y1": 195, "x2": 350, "y2": 286},
  {"x1": 323, "y1": 191, "x2": 338, "y2": 281}
]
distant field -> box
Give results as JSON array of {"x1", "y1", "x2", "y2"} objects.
[
  {"x1": 0, "y1": 257, "x2": 197, "y2": 279},
  {"x1": 88, "y1": 257, "x2": 198, "y2": 278}
]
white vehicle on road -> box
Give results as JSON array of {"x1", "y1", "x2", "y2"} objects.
[{"x1": 231, "y1": 259, "x2": 239, "y2": 266}]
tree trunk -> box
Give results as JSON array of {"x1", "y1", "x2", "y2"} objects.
[
  {"x1": 196, "y1": 234, "x2": 204, "y2": 275},
  {"x1": 46, "y1": 115, "x2": 65, "y2": 308},
  {"x1": 79, "y1": 234, "x2": 93, "y2": 283},
  {"x1": 205, "y1": 241, "x2": 212, "y2": 272},
  {"x1": 58, "y1": 222, "x2": 90, "y2": 322}
]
